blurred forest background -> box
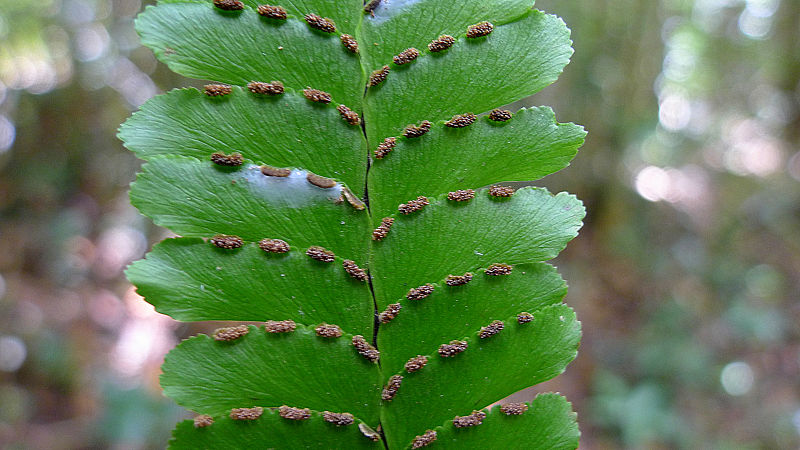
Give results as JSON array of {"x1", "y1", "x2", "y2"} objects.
[{"x1": 0, "y1": 0, "x2": 798, "y2": 448}]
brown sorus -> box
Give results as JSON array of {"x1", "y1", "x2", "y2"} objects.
[
  {"x1": 381, "y1": 375, "x2": 403, "y2": 401},
  {"x1": 393, "y1": 48, "x2": 420, "y2": 65},
  {"x1": 403, "y1": 120, "x2": 431, "y2": 138},
  {"x1": 517, "y1": 312, "x2": 534, "y2": 323},
  {"x1": 378, "y1": 303, "x2": 401, "y2": 323},
  {"x1": 466, "y1": 21, "x2": 494, "y2": 38},
  {"x1": 500, "y1": 402, "x2": 529, "y2": 415},
  {"x1": 438, "y1": 340, "x2": 468, "y2": 357},
  {"x1": 323, "y1": 411, "x2": 354, "y2": 426},
  {"x1": 406, "y1": 283, "x2": 434, "y2": 300},
  {"x1": 256, "y1": 5, "x2": 287, "y2": 19},
  {"x1": 411, "y1": 430, "x2": 437, "y2": 448},
  {"x1": 258, "y1": 238, "x2": 290, "y2": 253},
  {"x1": 342, "y1": 187, "x2": 366, "y2": 210},
  {"x1": 343, "y1": 260, "x2": 368, "y2": 282},
  {"x1": 445, "y1": 273, "x2": 473, "y2": 286},
  {"x1": 303, "y1": 88, "x2": 332, "y2": 104},
  {"x1": 336, "y1": 104, "x2": 361, "y2": 125},
  {"x1": 352, "y1": 335, "x2": 380, "y2": 363},
  {"x1": 307, "y1": 246, "x2": 335, "y2": 262},
  {"x1": 304, "y1": 13, "x2": 336, "y2": 33},
  {"x1": 368, "y1": 65, "x2": 390, "y2": 86},
  {"x1": 359, "y1": 423, "x2": 381, "y2": 441},
  {"x1": 404, "y1": 355, "x2": 428, "y2": 373},
  {"x1": 340, "y1": 34, "x2": 359, "y2": 53},
  {"x1": 210, "y1": 152, "x2": 243, "y2": 166},
  {"x1": 204, "y1": 84, "x2": 232, "y2": 96},
  {"x1": 485, "y1": 263, "x2": 513, "y2": 276},
  {"x1": 247, "y1": 80, "x2": 284, "y2": 95},
  {"x1": 213, "y1": 325, "x2": 249, "y2": 341},
  {"x1": 428, "y1": 35, "x2": 455, "y2": 52},
  {"x1": 398, "y1": 196, "x2": 429, "y2": 214},
  {"x1": 315, "y1": 323, "x2": 343, "y2": 338},
  {"x1": 447, "y1": 189, "x2": 475, "y2": 201},
  {"x1": 193, "y1": 414, "x2": 214, "y2": 428},
  {"x1": 278, "y1": 405, "x2": 311, "y2": 420},
  {"x1": 230, "y1": 407, "x2": 263, "y2": 420},
  {"x1": 265, "y1": 319, "x2": 296, "y2": 333},
  {"x1": 372, "y1": 217, "x2": 394, "y2": 241},
  {"x1": 489, "y1": 184, "x2": 515, "y2": 197},
  {"x1": 214, "y1": 0, "x2": 243, "y2": 11},
  {"x1": 453, "y1": 410, "x2": 486, "y2": 427},
  {"x1": 306, "y1": 172, "x2": 337, "y2": 188},
  {"x1": 445, "y1": 112, "x2": 476, "y2": 128},
  {"x1": 489, "y1": 108, "x2": 513, "y2": 121},
  {"x1": 210, "y1": 234, "x2": 243, "y2": 249},
  {"x1": 479, "y1": 320, "x2": 505, "y2": 339},
  {"x1": 260, "y1": 165, "x2": 291, "y2": 177},
  {"x1": 373, "y1": 137, "x2": 397, "y2": 159}
]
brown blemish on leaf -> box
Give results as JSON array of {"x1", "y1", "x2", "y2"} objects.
[
  {"x1": 372, "y1": 217, "x2": 394, "y2": 241},
  {"x1": 342, "y1": 187, "x2": 366, "y2": 210},
  {"x1": 306, "y1": 246, "x2": 335, "y2": 262},
  {"x1": 247, "y1": 80, "x2": 284, "y2": 95},
  {"x1": 453, "y1": 410, "x2": 486, "y2": 427},
  {"x1": 447, "y1": 189, "x2": 475, "y2": 201},
  {"x1": 445, "y1": 113, "x2": 476, "y2": 128},
  {"x1": 517, "y1": 312, "x2": 534, "y2": 323},
  {"x1": 466, "y1": 21, "x2": 494, "y2": 38},
  {"x1": 404, "y1": 355, "x2": 428, "y2": 373},
  {"x1": 230, "y1": 407, "x2": 263, "y2": 420},
  {"x1": 428, "y1": 35, "x2": 455, "y2": 52},
  {"x1": 193, "y1": 414, "x2": 214, "y2": 428},
  {"x1": 398, "y1": 196, "x2": 429, "y2": 214},
  {"x1": 500, "y1": 402, "x2": 529, "y2": 415},
  {"x1": 489, "y1": 185, "x2": 515, "y2": 197},
  {"x1": 278, "y1": 405, "x2": 311, "y2": 420},
  {"x1": 256, "y1": 4, "x2": 287, "y2": 19},
  {"x1": 204, "y1": 84, "x2": 232, "y2": 96},
  {"x1": 403, "y1": 120, "x2": 431, "y2": 138},
  {"x1": 393, "y1": 48, "x2": 420, "y2": 65},
  {"x1": 381, "y1": 374, "x2": 403, "y2": 401},
  {"x1": 445, "y1": 273, "x2": 473, "y2": 286},
  {"x1": 336, "y1": 104, "x2": 361, "y2": 125},
  {"x1": 364, "y1": 0, "x2": 381, "y2": 16},
  {"x1": 343, "y1": 260, "x2": 368, "y2": 282},
  {"x1": 406, "y1": 283, "x2": 434, "y2": 300},
  {"x1": 359, "y1": 423, "x2": 381, "y2": 441},
  {"x1": 303, "y1": 13, "x2": 336, "y2": 33},
  {"x1": 479, "y1": 320, "x2": 505, "y2": 339},
  {"x1": 489, "y1": 108, "x2": 513, "y2": 121},
  {"x1": 368, "y1": 65, "x2": 390, "y2": 87},
  {"x1": 213, "y1": 324, "x2": 249, "y2": 341},
  {"x1": 265, "y1": 319, "x2": 296, "y2": 333},
  {"x1": 210, "y1": 152, "x2": 243, "y2": 166},
  {"x1": 213, "y1": 0, "x2": 243, "y2": 11},
  {"x1": 258, "y1": 238, "x2": 290, "y2": 253},
  {"x1": 210, "y1": 234, "x2": 243, "y2": 249},
  {"x1": 306, "y1": 172, "x2": 336, "y2": 188},
  {"x1": 315, "y1": 323, "x2": 343, "y2": 338},
  {"x1": 411, "y1": 430, "x2": 437, "y2": 448},
  {"x1": 438, "y1": 340, "x2": 468, "y2": 357},
  {"x1": 378, "y1": 303, "x2": 401, "y2": 323},
  {"x1": 485, "y1": 263, "x2": 513, "y2": 276},
  {"x1": 303, "y1": 88, "x2": 332, "y2": 104},
  {"x1": 352, "y1": 335, "x2": 380, "y2": 362},
  {"x1": 373, "y1": 137, "x2": 396, "y2": 159},
  {"x1": 323, "y1": 411, "x2": 354, "y2": 426},
  {"x1": 260, "y1": 165, "x2": 291, "y2": 177},
  {"x1": 340, "y1": 34, "x2": 359, "y2": 53}
]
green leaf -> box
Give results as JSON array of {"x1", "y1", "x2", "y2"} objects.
[
  {"x1": 136, "y1": 2, "x2": 363, "y2": 105},
  {"x1": 359, "y1": 0, "x2": 534, "y2": 71},
  {"x1": 367, "y1": 106, "x2": 585, "y2": 217},
  {"x1": 377, "y1": 262, "x2": 566, "y2": 374},
  {"x1": 370, "y1": 187, "x2": 584, "y2": 306},
  {"x1": 130, "y1": 156, "x2": 370, "y2": 259},
  {"x1": 126, "y1": 238, "x2": 373, "y2": 335},
  {"x1": 170, "y1": 409, "x2": 380, "y2": 449},
  {"x1": 432, "y1": 393, "x2": 579, "y2": 449},
  {"x1": 362, "y1": 10, "x2": 573, "y2": 140},
  {"x1": 161, "y1": 325, "x2": 381, "y2": 422},
  {"x1": 380, "y1": 304, "x2": 580, "y2": 449},
  {"x1": 119, "y1": 88, "x2": 367, "y2": 196}
]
